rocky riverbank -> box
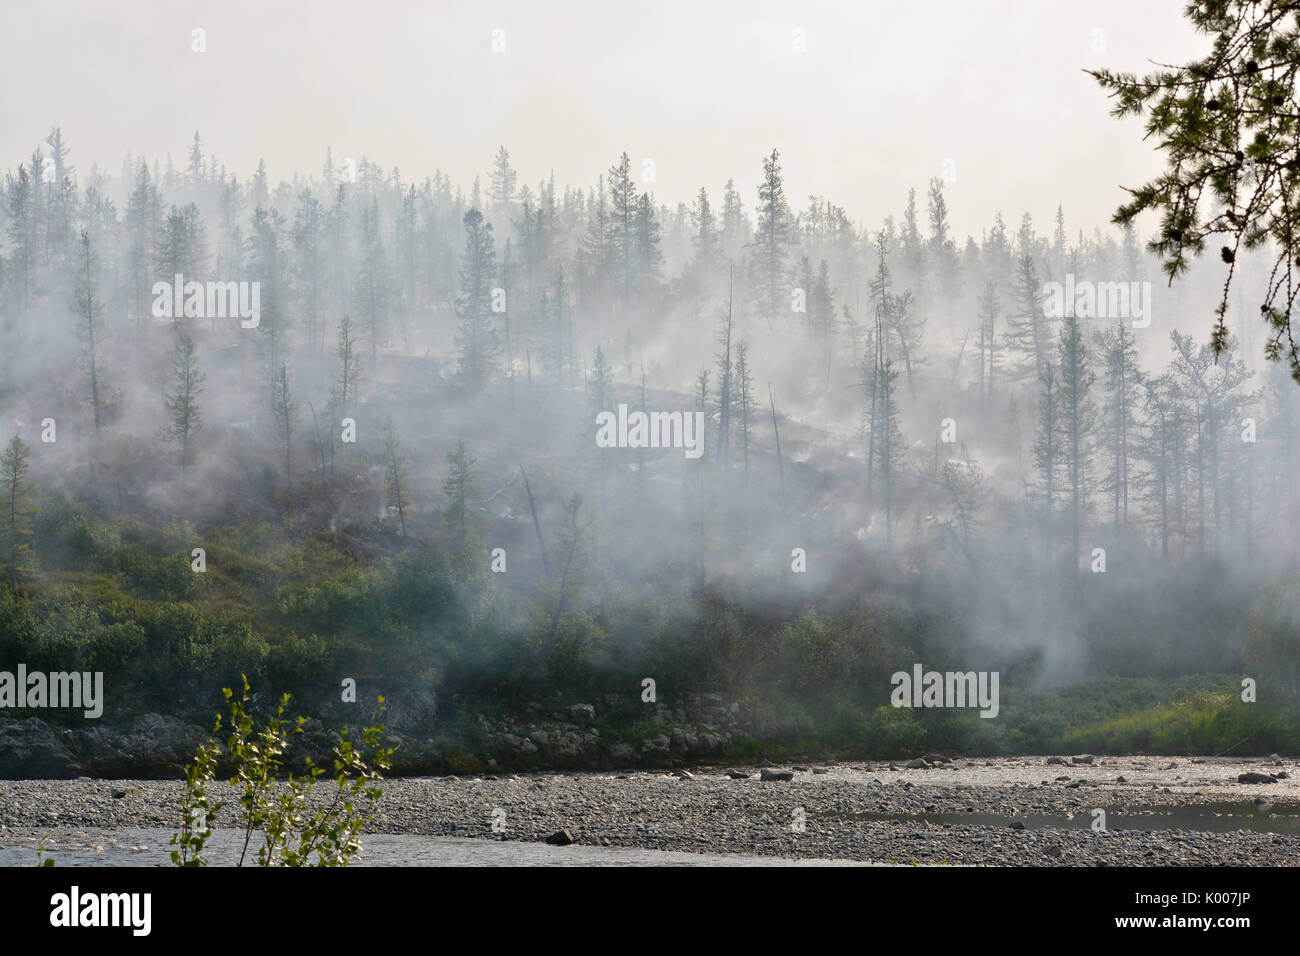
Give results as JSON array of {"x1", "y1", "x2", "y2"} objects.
[
  {"x1": 0, "y1": 692, "x2": 766, "y2": 778},
  {"x1": 2, "y1": 755, "x2": 1297, "y2": 865}
]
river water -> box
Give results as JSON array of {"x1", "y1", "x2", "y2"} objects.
[{"x1": 0, "y1": 827, "x2": 875, "y2": 867}]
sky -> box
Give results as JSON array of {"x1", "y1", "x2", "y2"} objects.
[{"x1": 2, "y1": 0, "x2": 1209, "y2": 238}]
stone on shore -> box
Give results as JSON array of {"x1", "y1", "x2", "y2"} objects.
[{"x1": 1238, "y1": 772, "x2": 1277, "y2": 784}]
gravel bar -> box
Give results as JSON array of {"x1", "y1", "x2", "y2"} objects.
[{"x1": 1, "y1": 756, "x2": 1297, "y2": 865}]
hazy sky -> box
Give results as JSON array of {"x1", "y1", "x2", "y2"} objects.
[{"x1": 3, "y1": 0, "x2": 1207, "y2": 238}]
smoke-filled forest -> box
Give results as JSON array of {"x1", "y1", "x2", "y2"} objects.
[{"x1": 1, "y1": 122, "x2": 1298, "y2": 774}]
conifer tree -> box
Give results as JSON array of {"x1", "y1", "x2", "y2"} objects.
[
  {"x1": 0, "y1": 435, "x2": 36, "y2": 589},
  {"x1": 74, "y1": 230, "x2": 105, "y2": 436},
  {"x1": 454, "y1": 208, "x2": 499, "y2": 393},
  {"x1": 383, "y1": 414, "x2": 409, "y2": 538},
  {"x1": 752, "y1": 149, "x2": 790, "y2": 329},
  {"x1": 160, "y1": 329, "x2": 204, "y2": 475}
]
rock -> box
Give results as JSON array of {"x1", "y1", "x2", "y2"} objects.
[
  {"x1": 1046, "y1": 756, "x2": 1068, "y2": 766},
  {"x1": 641, "y1": 734, "x2": 671, "y2": 756},
  {"x1": 1009, "y1": 821, "x2": 1026, "y2": 830},
  {"x1": 1071, "y1": 755, "x2": 1095, "y2": 765},
  {"x1": 544, "y1": 829, "x2": 575, "y2": 846},
  {"x1": 111, "y1": 787, "x2": 135, "y2": 799},
  {"x1": 386, "y1": 688, "x2": 439, "y2": 732},
  {"x1": 0, "y1": 719, "x2": 78, "y2": 778},
  {"x1": 760, "y1": 768, "x2": 794, "y2": 782},
  {"x1": 697, "y1": 732, "x2": 724, "y2": 754},
  {"x1": 445, "y1": 752, "x2": 486, "y2": 775},
  {"x1": 1044, "y1": 844, "x2": 1062, "y2": 858},
  {"x1": 727, "y1": 770, "x2": 750, "y2": 779},
  {"x1": 107, "y1": 714, "x2": 206, "y2": 777},
  {"x1": 792, "y1": 766, "x2": 809, "y2": 772},
  {"x1": 1276, "y1": 771, "x2": 1290, "y2": 779},
  {"x1": 568, "y1": 704, "x2": 596, "y2": 725},
  {"x1": 608, "y1": 742, "x2": 639, "y2": 765},
  {"x1": 1116, "y1": 776, "x2": 1128, "y2": 783},
  {"x1": 812, "y1": 768, "x2": 829, "y2": 775},
  {"x1": 923, "y1": 754, "x2": 951, "y2": 764},
  {"x1": 671, "y1": 769, "x2": 693, "y2": 779},
  {"x1": 1238, "y1": 772, "x2": 1277, "y2": 784},
  {"x1": 904, "y1": 758, "x2": 929, "y2": 769}
]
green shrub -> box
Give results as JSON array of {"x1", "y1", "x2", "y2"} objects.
[{"x1": 171, "y1": 676, "x2": 393, "y2": 867}]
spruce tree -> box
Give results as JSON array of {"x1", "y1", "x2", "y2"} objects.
[
  {"x1": 159, "y1": 329, "x2": 204, "y2": 475},
  {"x1": 454, "y1": 208, "x2": 499, "y2": 393},
  {"x1": 0, "y1": 436, "x2": 36, "y2": 589}
]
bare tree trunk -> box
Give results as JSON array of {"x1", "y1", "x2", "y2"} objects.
[
  {"x1": 520, "y1": 465, "x2": 550, "y2": 578},
  {"x1": 768, "y1": 382, "x2": 785, "y2": 500}
]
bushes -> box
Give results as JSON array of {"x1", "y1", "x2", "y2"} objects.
[
  {"x1": 34, "y1": 502, "x2": 120, "y2": 572},
  {"x1": 96, "y1": 543, "x2": 194, "y2": 602},
  {"x1": 278, "y1": 566, "x2": 380, "y2": 637},
  {"x1": 3, "y1": 503, "x2": 1291, "y2": 763},
  {"x1": 265, "y1": 632, "x2": 333, "y2": 698},
  {"x1": 866, "y1": 705, "x2": 926, "y2": 755},
  {"x1": 1246, "y1": 573, "x2": 1300, "y2": 700},
  {"x1": 1056, "y1": 692, "x2": 1297, "y2": 755}
]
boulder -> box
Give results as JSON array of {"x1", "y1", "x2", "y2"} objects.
[
  {"x1": 608, "y1": 742, "x2": 638, "y2": 765},
  {"x1": 0, "y1": 718, "x2": 78, "y2": 778},
  {"x1": 568, "y1": 704, "x2": 596, "y2": 725},
  {"x1": 544, "y1": 828, "x2": 575, "y2": 846},
  {"x1": 114, "y1": 714, "x2": 207, "y2": 777},
  {"x1": 760, "y1": 768, "x2": 794, "y2": 781},
  {"x1": 641, "y1": 734, "x2": 671, "y2": 756},
  {"x1": 1238, "y1": 772, "x2": 1277, "y2": 784}
]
